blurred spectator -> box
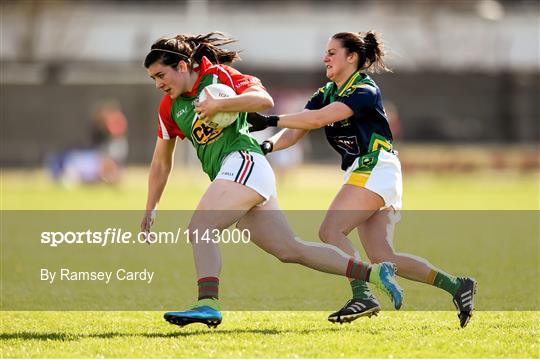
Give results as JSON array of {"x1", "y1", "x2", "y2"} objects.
[
  {"x1": 46, "y1": 100, "x2": 128, "y2": 186},
  {"x1": 91, "y1": 100, "x2": 129, "y2": 165}
]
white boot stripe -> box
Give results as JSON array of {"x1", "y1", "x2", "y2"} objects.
[
  {"x1": 462, "y1": 290, "x2": 471, "y2": 297},
  {"x1": 349, "y1": 303, "x2": 369, "y2": 311}
]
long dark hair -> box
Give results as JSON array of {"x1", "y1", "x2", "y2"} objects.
[
  {"x1": 143, "y1": 31, "x2": 241, "y2": 69},
  {"x1": 332, "y1": 31, "x2": 391, "y2": 73}
]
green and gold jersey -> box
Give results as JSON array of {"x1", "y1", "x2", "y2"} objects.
[
  {"x1": 305, "y1": 71, "x2": 393, "y2": 170},
  {"x1": 157, "y1": 57, "x2": 263, "y2": 180}
]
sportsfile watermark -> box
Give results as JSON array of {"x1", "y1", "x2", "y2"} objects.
[
  {"x1": 40, "y1": 227, "x2": 251, "y2": 247},
  {"x1": 1, "y1": 210, "x2": 538, "y2": 310}
]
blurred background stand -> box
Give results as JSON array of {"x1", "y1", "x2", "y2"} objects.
[{"x1": 1, "y1": 0, "x2": 538, "y2": 173}]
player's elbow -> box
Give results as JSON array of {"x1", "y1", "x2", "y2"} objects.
[{"x1": 259, "y1": 95, "x2": 274, "y2": 111}]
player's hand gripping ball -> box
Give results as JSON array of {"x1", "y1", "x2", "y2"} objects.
[{"x1": 197, "y1": 84, "x2": 239, "y2": 129}]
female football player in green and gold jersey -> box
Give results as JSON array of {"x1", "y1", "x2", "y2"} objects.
[{"x1": 248, "y1": 31, "x2": 476, "y2": 328}]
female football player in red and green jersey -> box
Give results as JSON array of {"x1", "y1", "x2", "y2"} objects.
[
  {"x1": 141, "y1": 32, "x2": 403, "y2": 329},
  {"x1": 248, "y1": 31, "x2": 476, "y2": 328}
]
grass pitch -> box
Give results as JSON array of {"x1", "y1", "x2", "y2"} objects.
[
  {"x1": 1, "y1": 166, "x2": 539, "y2": 358},
  {"x1": 1, "y1": 311, "x2": 538, "y2": 358},
  {"x1": 2, "y1": 165, "x2": 539, "y2": 210}
]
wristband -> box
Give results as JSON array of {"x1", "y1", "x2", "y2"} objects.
[
  {"x1": 260, "y1": 140, "x2": 273, "y2": 155},
  {"x1": 267, "y1": 115, "x2": 279, "y2": 127}
]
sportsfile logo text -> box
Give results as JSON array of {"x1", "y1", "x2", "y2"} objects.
[{"x1": 40, "y1": 228, "x2": 251, "y2": 247}]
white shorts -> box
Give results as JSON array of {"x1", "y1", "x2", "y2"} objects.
[
  {"x1": 344, "y1": 150, "x2": 403, "y2": 210},
  {"x1": 215, "y1": 150, "x2": 277, "y2": 202}
]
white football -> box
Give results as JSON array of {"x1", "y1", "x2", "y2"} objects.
[{"x1": 198, "y1": 83, "x2": 239, "y2": 129}]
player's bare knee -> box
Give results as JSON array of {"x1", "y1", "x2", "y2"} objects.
[
  {"x1": 186, "y1": 226, "x2": 200, "y2": 244},
  {"x1": 234, "y1": 221, "x2": 244, "y2": 231},
  {"x1": 272, "y1": 244, "x2": 302, "y2": 264},
  {"x1": 235, "y1": 214, "x2": 252, "y2": 230},
  {"x1": 318, "y1": 224, "x2": 340, "y2": 244},
  {"x1": 277, "y1": 251, "x2": 302, "y2": 264},
  {"x1": 186, "y1": 223, "x2": 214, "y2": 244}
]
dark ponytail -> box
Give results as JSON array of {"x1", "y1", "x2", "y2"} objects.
[
  {"x1": 143, "y1": 31, "x2": 241, "y2": 69},
  {"x1": 361, "y1": 31, "x2": 390, "y2": 73},
  {"x1": 332, "y1": 31, "x2": 391, "y2": 73}
]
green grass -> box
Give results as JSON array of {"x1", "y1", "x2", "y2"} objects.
[
  {"x1": 1, "y1": 166, "x2": 539, "y2": 358},
  {"x1": 1, "y1": 311, "x2": 538, "y2": 358},
  {"x1": 2, "y1": 166, "x2": 539, "y2": 210}
]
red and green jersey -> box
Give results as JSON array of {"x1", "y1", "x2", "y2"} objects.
[{"x1": 157, "y1": 57, "x2": 263, "y2": 180}]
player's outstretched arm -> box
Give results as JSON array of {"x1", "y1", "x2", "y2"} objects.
[
  {"x1": 247, "y1": 102, "x2": 353, "y2": 131},
  {"x1": 279, "y1": 102, "x2": 353, "y2": 129},
  {"x1": 141, "y1": 137, "x2": 177, "y2": 234},
  {"x1": 264, "y1": 128, "x2": 309, "y2": 154},
  {"x1": 247, "y1": 111, "x2": 309, "y2": 154}
]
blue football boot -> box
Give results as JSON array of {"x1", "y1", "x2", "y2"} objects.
[
  {"x1": 370, "y1": 262, "x2": 403, "y2": 310},
  {"x1": 164, "y1": 299, "x2": 222, "y2": 328}
]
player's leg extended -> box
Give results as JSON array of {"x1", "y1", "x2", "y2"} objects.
[
  {"x1": 319, "y1": 184, "x2": 390, "y2": 322},
  {"x1": 358, "y1": 210, "x2": 477, "y2": 327},
  {"x1": 236, "y1": 197, "x2": 403, "y2": 310},
  {"x1": 189, "y1": 179, "x2": 263, "y2": 279},
  {"x1": 358, "y1": 210, "x2": 434, "y2": 282},
  {"x1": 165, "y1": 179, "x2": 265, "y2": 328}
]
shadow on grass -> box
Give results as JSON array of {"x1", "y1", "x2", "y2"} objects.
[
  {"x1": 0, "y1": 332, "x2": 75, "y2": 341},
  {"x1": 0, "y1": 327, "x2": 346, "y2": 341}
]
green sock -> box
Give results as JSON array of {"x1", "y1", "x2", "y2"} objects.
[
  {"x1": 195, "y1": 298, "x2": 220, "y2": 310},
  {"x1": 431, "y1": 270, "x2": 461, "y2": 296},
  {"x1": 367, "y1": 263, "x2": 380, "y2": 284},
  {"x1": 350, "y1": 279, "x2": 372, "y2": 299}
]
